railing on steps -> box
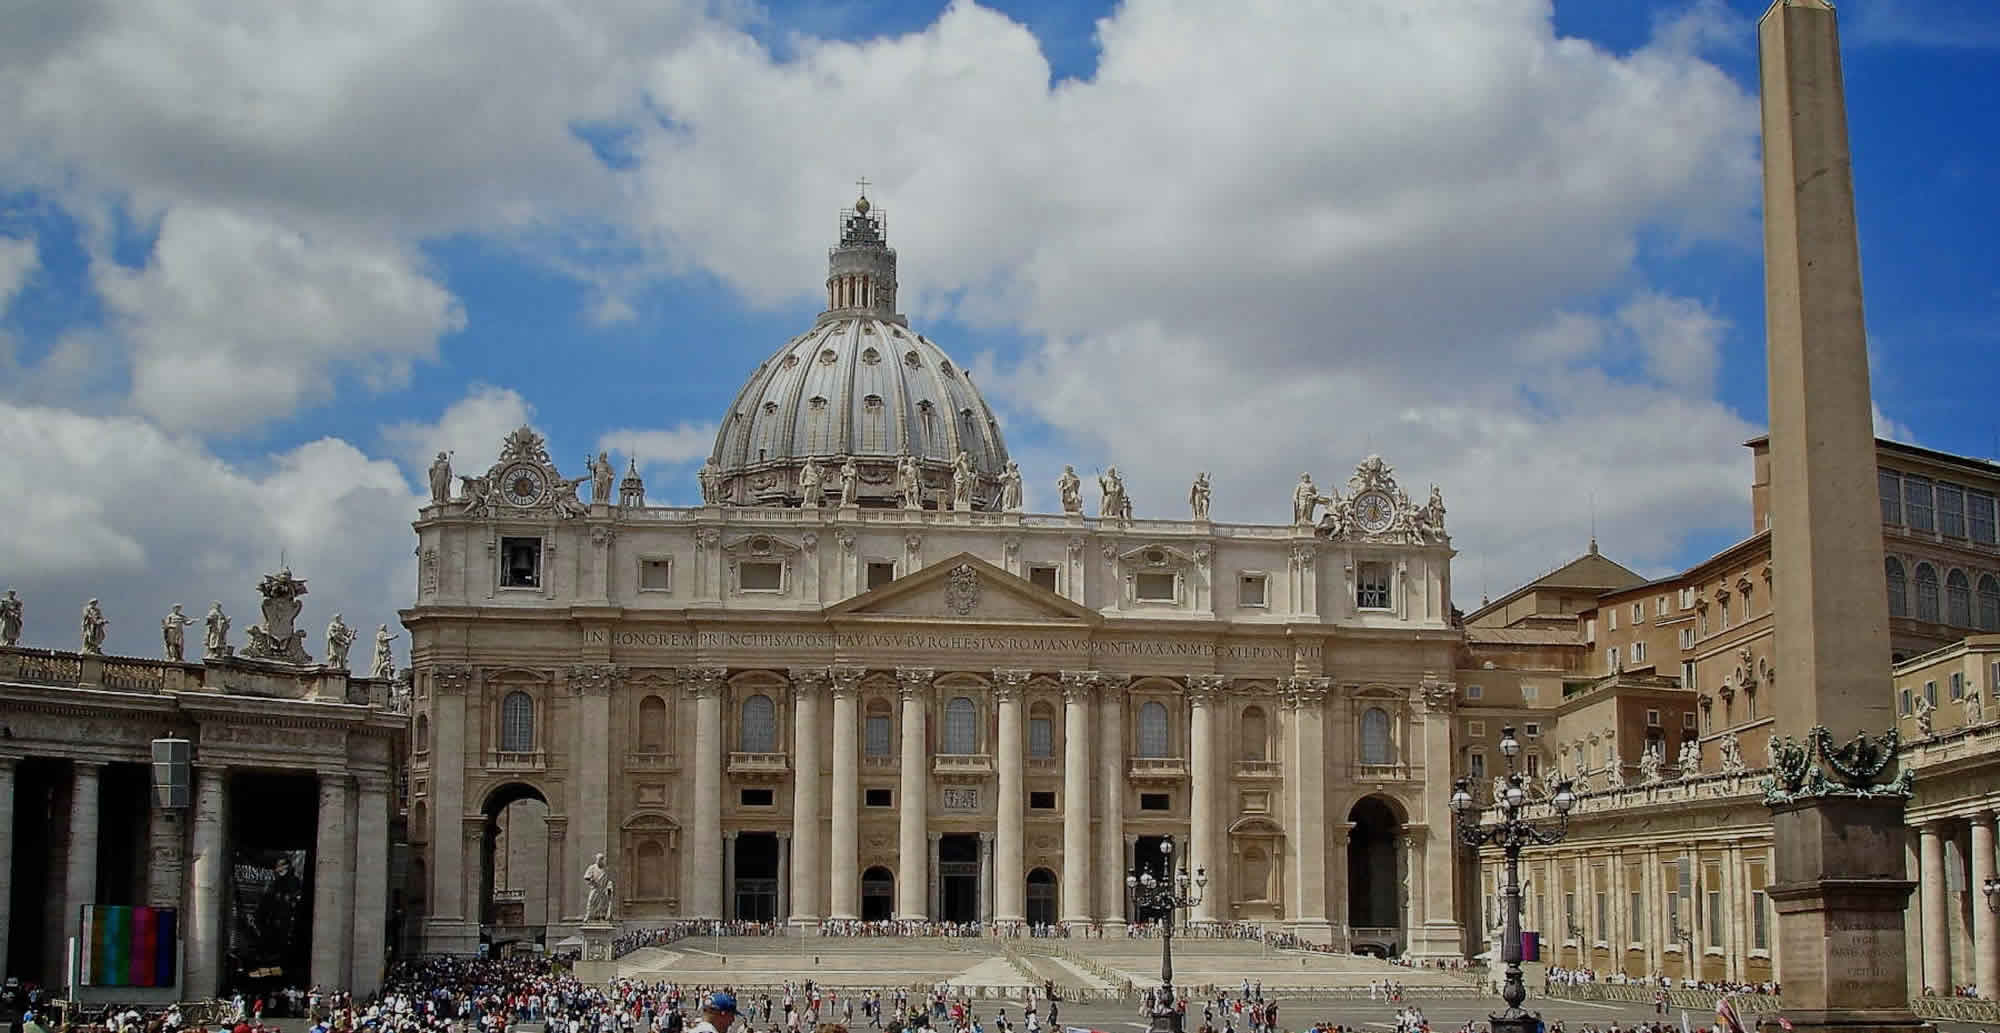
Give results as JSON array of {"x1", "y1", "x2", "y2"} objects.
[
  {"x1": 1543, "y1": 984, "x2": 1785, "y2": 1014},
  {"x1": 1913, "y1": 997, "x2": 2000, "y2": 1024}
]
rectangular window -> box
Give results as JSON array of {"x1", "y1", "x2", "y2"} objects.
[
  {"x1": 1900, "y1": 688, "x2": 1913, "y2": 716},
  {"x1": 1469, "y1": 752, "x2": 1486, "y2": 779},
  {"x1": 1683, "y1": 712, "x2": 1697, "y2": 731},
  {"x1": 1906, "y1": 475, "x2": 1935, "y2": 532},
  {"x1": 1972, "y1": 491, "x2": 1998, "y2": 545},
  {"x1": 500, "y1": 536, "x2": 542, "y2": 588},
  {"x1": 1029, "y1": 565, "x2": 1059, "y2": 593},
  {"x1": 865, "y1": 787, "x2": 893, "y2": 807},
  {"x1": 1524, "y1": 721, "x2": 1542, "y2": 738},
  {"x1": 1238, "y1": 573, "x2": 1268, "y2": 607},
  {"x1": 1524, "y1": 753, "x2": 1540, "y2": 778},
  {"x1": 1926, "y1": 680, "x2": 1938, "y2": 706},
  {"x1": 1139, "y1": 792, "x2": 1171, "y2": 812},
  {"x1": 1680, "y1": 587, "x2": 1694, "y2": 610},
  {"x1": 1632, "y1": 603, "x2": 1644, "y2": 624},
  {"x1": 1940, "y1": 482, "x2": 1967, "y2": 538},
  {"x1": 1647, "y1": 709, "x2": 1661, "y2": 727},
  {"x1": 1666, "y1": 892, "x2": 1681, "y2": 947},
  {"x1": 1029, "y1": 790, "x2": 1057, "y2": 810},
  {"x1": 740, "y1": 788, "x2": 775, "y2": 807},
  {"x1": 1595, "y1": 892, "x2": 1608, "y2": 942},
  {"x1": 1880, "y1": 469, "x2": 1903, "y2": 524},
  {"x1": 866, "y1": 561, "x2": 897, "y2": 590},
  {"x1": 1564, "y1": 892, "x2": 1577, "y2": 940},
  {"x1": 1467, "y1": 719, "x2": 1487, "y2": 737},
  {"x1": 1522, "y1": 683, "x2": 1540, "y2": 702},
  {"x1": 1721, "y1": 600, "x2": 1731, "y2": 628},
  {"x1": 1682, "y1": 661, "x2": 1697, "y2": 690},
  {"x1": 1028, "y1": 716, "x2": 1053, "y2": 758},
  {"x1": 1609, "y1": 609, "x2": 1618, "y2": 631},
  {"x1": 1357, "y1": 562, "x2": 1392, "y2": 609},
  {"x1": 1752, "y1": 890, "x2": 1769, "y2": 950},
  {"x1": 1993, "y1": 660, "x2": 2000, "y2": 694},
  {"x1": 1630, "y1": 889, "x2": 1644, "y2": 941},
  {"x1": 739, "y1": 561, "x2": 783, "y2": 591},
  {"x1": 1953, "y1": 672, "x2": 1966, "y2": 700},
  {"x1": 1707, "y1": 890, "x2": 1724, "y2": 947},
  {"x1": 1657, "y1": 596, "x2": 1669, "y2": 617},
  {"x1": 640, "y1": 558, "x2": 673, "y2": 592},
  {"x1": 1680, "y1": 628, "x2": 1694, "y2": 649},
  {"x1": 1607, "y1": 646, "x2": 1620, "y2": 670},
  {"x1": 865, "y1": 715, "x2": 893, "y2": 756},
  {"x1": 1633, "y1": 641, "x2": 1647, "y2": 663},
  {"x1": 1465, "y1": 685, "x2": 1484, "y2": 700},
  {"x1": 1135, "y1": 572, "x2": 1177, "y2": 602}
]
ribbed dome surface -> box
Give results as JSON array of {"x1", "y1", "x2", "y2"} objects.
[{"x1": 706, "y1": 315, "x2": 1011, "y2": 508}]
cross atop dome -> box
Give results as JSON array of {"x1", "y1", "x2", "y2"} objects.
[{"x1": 827, "y1": 185, "x2": 899, "y2": 322}]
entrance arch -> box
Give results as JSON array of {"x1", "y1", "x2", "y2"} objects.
[
  {"x1": 861, "y1": 866, "x2": 895, "y2": 921},
  {"x1": 479, "y1": 782, "x2": 552, "y2": 933},
  {"x1": 1025, "y1": 868, "x2": 1058, "y2": 927},
  {"x1": 1347, "y1": 795, "x2": 1404, "y2": 956},
  {"x1": 1131, "y1": 835, "x2": 1173, "y2": 923}
]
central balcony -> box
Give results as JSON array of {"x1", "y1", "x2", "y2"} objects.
[
  {"x1": 933, "y1": 753, "x2": 995, "y2": 783},
  {"x1": 1128, "y1": 756, "x2": 1188, "y2": 784},
  {"x1": 728, "y1": 752, "x2": 791, "y2": 782},
  {"x1": 1234, "y1": 760, "x2": 1283, "y2": 779},
  {"x1": 488, "y1": 750, "x2": 546, "y2": 772}
]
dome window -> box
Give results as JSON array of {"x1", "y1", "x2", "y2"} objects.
[
  {"x1": 809, "y1": 396, "x2": 828, "y2": 410},
  {"x1": 862, "y1": 348, "x2": 881, "y2": 365},
  {"x1": 863, "y1": 394, "x2": 884, "y2": 409},
  {"x1": 904, "y1": 351, "x2": 921, "y2": 368},
  {"x1": 783, "y1": 354, "x2": 800, "y2": 368},
  {"x1": 939, "y1": 360, "x2": 955, "y2": 377},
  {"x1": 820, "y1": 348, "x2": 839, "y2": 365},
  {"x1": 862, "y1": 324, "x2": 878, "y2": 335},
  {"x1": 763, "y1": 402, "x2": 779, "y2": 415}
]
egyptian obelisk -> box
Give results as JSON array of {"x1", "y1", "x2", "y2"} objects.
[{"x1": 1759, "y1": 2, "x2": 1921, "y2": 1029}]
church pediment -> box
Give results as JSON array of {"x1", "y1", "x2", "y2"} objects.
[{"x1": 826, "y1": 553, "x2": 1101, "y2": 624}]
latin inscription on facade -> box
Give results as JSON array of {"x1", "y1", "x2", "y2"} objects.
[
  {"x1": 580, "y1": 628, "x2": 1318, "y2": 662},
  {"x1": 943, "y1": 788, "x2": 980, "y2": 810}
]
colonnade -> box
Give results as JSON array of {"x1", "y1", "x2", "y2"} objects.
[{"x1": 1917, "y1": 814, "x2": 2000, "y2": 998}]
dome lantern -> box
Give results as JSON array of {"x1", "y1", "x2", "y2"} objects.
[{"x1": 824, "y1": 179, "x2": 899, "y2": 322}]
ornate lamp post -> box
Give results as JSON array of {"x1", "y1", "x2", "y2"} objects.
[
  {"x1": 1453, "y1": 726, "x2": 1575, "y2": 1033},
  {"x1": 1126, "y1": 835, "x2": 1207, "y2": 1033}
]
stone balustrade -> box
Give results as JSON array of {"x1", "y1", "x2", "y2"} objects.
[
  {"x1": 1, "y1": 643, "x2": 395, "y2": 704},
  {"x1": 1128, "y1": 756, "x2": 1188, "y2": 781}
]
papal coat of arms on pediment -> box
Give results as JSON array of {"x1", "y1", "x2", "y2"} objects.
[{"x1": 944, "y1": 563, "x2": 981, "y2": 616}]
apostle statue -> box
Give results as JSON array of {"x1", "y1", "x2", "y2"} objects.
[
  {"x1": 1057, "y1": 466, "x2": 1082, "y2": 515},
  {"x1": 799, "y1": 460, "x2": 826, "y2": 508},
  {"x1": 1602, "y1": 743, "x2": 1625, "y2": 789},
  {"x1": 951, "y1": 450, "x2": 976, "y2": 511},
  {"x1": 1719, "y1": 731, "x2": 1747, "y2": 775},
  {"x1": 697, "y1": 459, "x2": 720, "y2": 505},
  {"x1": 896, "y1": 453, "x2": 923, "y2": 510},
  {"x1": 427, "y1": 451, "x2": 454, "y2": 506},
  {"x1": 999, "y1": 460, "x2": 1023, "y2": 512},
  {"x1": 203, "y1": 601, "x2": 232, "y2": 658},
  {"x1": 1098, "y1": 466, "x2": 1127, "y2": 519},
  {"x1": 80, "y1": 598, "x2": 109, "y2": 655},
  {"x1": 1638, "y1": 742, "x2": 1663, "y2": 784},
  {"x1": 1970, "y1": 689, "x2": 1987, "y2": 726},
  {"x1": 584, "y1": 851, "x2": 616, "y2": 922},
  {"x1": 371, "y1": 624, "x2": 400, "y2": 680},
  {"x1": 325, "y1": 613, "x2": 359, "y2": 671},
  {"x1": 1, "y1": 589, "x2": 22, "y2": 647},
  {"x1": 588, "y1": 451, "x2": 616, "y2": 504},
  {"x1": 1189, "y1": 472, "x2": 1211, "y2": 520},
  {"x1": 1677, "y1": 737, "x2": 1700, "y2": 776},
  {"x1": 839, "y1": 456, "x2": 860, "y2": 506},
  {"x1": 1292, "y1": 474, "x2": 1320, "y2": 524},
  {"x1": 1424, "y1": 484, "x2": 1448, "y2": 537},
  {"x1": 1913, "y1": 693, "x2": 1935, "y2": 738},
  {"x1": 162, "y1": 604, "x2": 196, "y2": 661}
]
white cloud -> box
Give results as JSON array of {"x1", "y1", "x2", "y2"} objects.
[
  {"x1": 598, "y1": 424, "x2": 717, "y2": 468},
  {"x1": 1619, "y1": 292, "x2": 1728, "y2": 393},
  {"x1": 0, "y1": 233, "x2": 35, "y2": 312},
  {"x1": 0, "y1": 401, "x2": 419, "y2": 658},
  {"x1": 381, "y1": 383, "x2": 538, "y2": 488},
  {"x1": 94, "y1": 205, "x2": 465, "y2": 434},
  {"x1": 1874, "y1": 402, "x2": 1918, "y2": 445}
]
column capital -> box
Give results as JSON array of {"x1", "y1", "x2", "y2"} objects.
[
  {"x1": 434, "y1": 663, "x2": 475, "y2": 695},
  {"x1": 979, "y1": 830, "x2": 994, "y2": 844},
  {"x1": 569, "y1": 663, "x2": 623, "y2": 696},
  {"x1": 790, "y1": 667, "x2": 832, "y2": 695},
  {"x1": 993, "y1": 669, "x2": 1033, "y2": 700},
  {"x1": 724, "y1": 829, "x2": 740, "y2": 841},
  {"x1": 1060, "y1": 670, "x2": 1095, "y2": 703},
  {"x1": 897, "y1": 667, "x2": 934, "y2": 699},
  {"x1": 1189, "y1": 675, "x2": 1229, "y2": 704},
  {"x1": 929, "y1": 830, "x2": 943, "y2": 844},
  {"x1": 1283, "y1": 676, "x2": 1330, "y2": 710},
  {"x1": 776, "y1": 829, "x2": 791, "y2": 842},
  {"x1": 831, "y1": 666, "x2": 866, "y2": 697},
  {"x1": 544, "y1": 815, "x2": 569, "y2": 839},
  {"x1": 685, "y1": 666, "x2": 729, "y2": 699},
  {"x1": 72, "y1": 759, "x2": 107, "y2": 775},
  {"x1": 354, "y1": 773, "x2": 394, "y2": 796},
  {"x1": 1094, "y1": 673, "x2": 1131, "y2": 693}
]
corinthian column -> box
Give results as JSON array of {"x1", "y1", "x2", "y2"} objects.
[
  {"x1": 185, "y1": 765, "x2": 228, "y2": 997},
  {"x1": 994, "y1": 670, "x2": 1030, "y2": 924},
  {"x1": 1919, "y1": 822, "x2": 1950, "y2": 994},
  {"x1": 1060, "y1": 672, "x2": 1094, "y2": 923},
  {"x1": 790, "y1": 668, "x2": 828, "y2": 925},
  {"x1": 829, "y1": 667, "x2": 863, "y2": 920},
  {"x1": 1189, "y1": 676, "x2": 1225, "y2": 924},
  {"x1": 689, "y1": 668, "x2": 728, "y2": 919},
  {"x1": 896, "y1": 668, "x2": 933, "y2": 920},
  {"x1": 1975, "y1": 814, "x2": 1998, "y2": 998},
  {"x1": 1097, "y1": 676, "x2": 1130, "y2": 930},
  {"x1": 1285, "y1": 678, "x2": 1332, "y2": 940}
]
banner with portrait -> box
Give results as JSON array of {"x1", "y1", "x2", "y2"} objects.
[{"x1": 227, "y1": 848, "x2": 309, "y2": 983}]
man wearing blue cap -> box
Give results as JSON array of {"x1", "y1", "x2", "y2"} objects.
[{"x1": 694, "y1": 993, "x2": 739, "y2": 1033}]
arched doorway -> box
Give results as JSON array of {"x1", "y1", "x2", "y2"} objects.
[
  {"x1": 1132, "y1": 835, "x2": 1174, "y2": 923},
  {"x1": 1025, "y1": 868, "x2": 1059, "y2": 927},
  {"x1": 938, "y1": 834, "x2": 981, "y2": 922},
  {"x1": 861, "y1": 866, "x2": 895, "y2": 921},
  {"x1": 1347, "y1": 796, "x2": 1403, "y2": 956},
  {"x1": 480, "y1": 783, "x2": 551, "y2": 933}
]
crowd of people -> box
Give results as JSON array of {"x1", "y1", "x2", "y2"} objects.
[{"x1": 1541, "y1": 968, "x2": 1780, "y2": 998}]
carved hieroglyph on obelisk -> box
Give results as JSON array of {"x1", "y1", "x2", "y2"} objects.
[{"x1": 1759, "y1": 1, "x2": 1921, "y2": 1028}]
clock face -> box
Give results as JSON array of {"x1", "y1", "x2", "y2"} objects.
[
  {"x1": 1356, "y1": 491, "x2": 1395, "y2": 533},
  {"x1": 501, "y1": 464, "x2": 548, "y2": 506}
]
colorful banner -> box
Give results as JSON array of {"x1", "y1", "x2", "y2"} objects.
[{"x1": 80, "y1": 906, "x2": 177, "y2": 987}]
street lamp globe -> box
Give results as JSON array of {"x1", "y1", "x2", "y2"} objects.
[
  {"x1": 1552, "y1": 782, "x2": 1576, "y2": 814},
  {"x1": 1505, "y1": 782, "x2": 1525, "y2": 807},
  {"x1": 1126, "y1": 873, "x2": 1139, "y2": 890},
  {"x1": 1161, "y1": 837, "x2": 1174, "y2": 857},
  {"x1": 1141, "y1": 871, "x2": 1157, "y2": 888},
  {"x1": 1195, "y1": 866, "x2": 1208, "y2": 889},
  {"x1": 1499, "y1": 726, "x2": 1521, "y2": 757},
  {"x1": 1450, "y1": 781, "x2": 1474, "y2": 814}
]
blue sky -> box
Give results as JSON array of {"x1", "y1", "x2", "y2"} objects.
[{"x1": 0, "y1": 0, "x2": 1995, "y2": 655}]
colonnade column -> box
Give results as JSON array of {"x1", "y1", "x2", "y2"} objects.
[
  {"x1": 1097, "y1": 677, "x2": 1129, "y2": 931},
  {"x1": 1975, "y1": 814, "x2": 1998, "y2": 998},
  {"x1": 1920, "y1": 822, "x2": 1951, "y2": 994},
  {"x1": 829, "y1": 668, "x2": 862, "y2": 920},
  {"x1": 896, "y1": 668, "x2": 933, "y2": 920},
  {"x1": 1189, "y1": 677, "x2": 1222, "y2": 924},
  {"x1": 1284, "y1": 678, "x2": 1331, "y2": 939},
  {"x1": 789, "y1": 668, "x2": 827, "y2": 925},
  {"x1": 351, "y1": 774, "x2": 391, "y2": 998},
  {"x1": 1059, "y1": 672, "x2": 1094, "y2": 924},
  {"x1": 185, "y1": 765, "x2": 228, "y2": 997},
  {"x1": 690, "y1": 668, "x2": 727, "y2": 919},
  {"x1": 0, "y1": 757, "x2": 15, "y2": 981},
  {"x1": 310, "y1": 774, "x2": 352, "y2": 988},
  {"x1": 994, "y1": 671, "x2": 1029, "y2": 924},
  {"x1": 64, "y1": 761, "x2": 102, "y2": 988}
]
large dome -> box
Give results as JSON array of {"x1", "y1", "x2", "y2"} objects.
[{"x1": 704, "y1": 195, "x2": 1011, "y2": 509}]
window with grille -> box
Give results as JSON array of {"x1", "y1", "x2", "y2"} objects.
[
  {"x1": 1238, "y1": 574, "x2": 1268, "y2": 607},
  {"x1": 1361, "y1": 707, "x2": 1392, "y2": 766},
  {"x1": 1469, "y1": 751, "x2": 1485, "y2": 779},
  {"x1": 1880, "y1": 469, "x2": 1903, "y2": 524},
  {"x1": 1886, "y1": 557, "x2": 1909, "y2": 617},
  {"x1": 501, "y1": 691, "x2": 535, "y2": 752},
  {"x1": 1465, "y1": 685, "x2": 1484, "y2": 699},
  {"x1": 1029, "y1": 709, "x2": 1054, "y2": 758},
  {"x1": 1972, "y1": 491, "x2": 1998, "y2": 544},
  {"x1": 1952, "y1": 672, "x2": 1965, "y2": 700},
  {"x1": 1940, "y1": 482, "x2": 1967, "y2": 538},
  {"x1": 1925, "y1": 680, "x2": 1938, "y2": 706},
  {"x1": 1917, "y1": 563, "x2": 1941, "y2": 622},
  {"x1": 1752, "y1": 889, "x2": 1769, "y2": 949},
  {"x1": 943, "y1": 696, "x2": 977, "y2": 754},
  {"x1": 1907, "y1": 476, "x2": 1935, "y2": 531},
  {"x1": 1630, "y1": 890, "x2": 1644, "y2": 940},
  {"x1": 1357, "y1": 562, "x2": 1392, "y2": 609},
  {"x1": 1137, "y1": 701, "x2": 1170, "y2": 758},
  {"x1": 865, "y1": 712, "x2": 892, "y2": 756},
  {"x1": 1981, "y1": 575, "x2": 2000, "y2": 631},
  {"x1": 1707, "y1": 889, "x2": 1724, "y2": 947},
  {"x1": 740, "y1": 694, "x2": 777, "y2": 752},
  {"x1": 1595, "y1": 892, "x2": 1608, "y2": 942},
  {"x1": 1949, "y1": 569, "x2": 1973, "y2": 626},
  {"x1": 1900, "y1": 688, "x2": 1912, "y2": 716}
]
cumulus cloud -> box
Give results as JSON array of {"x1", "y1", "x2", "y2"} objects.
[
  {"x1": 0, "y1": 233, "x2": 35, "y2": 312},
  {"x1": 1874, "y1": 402, "x2": 1919, "y2": 445},
  {"x1": 0, "y1": 401, "x2": 419, "y2": 657},
  {"x1": 381, "y1": 383, "x2": 538, "y2": 487}
]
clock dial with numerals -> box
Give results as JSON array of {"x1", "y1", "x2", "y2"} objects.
[
  {"x1": 1355, "y1": 490, "x2": 1395, "y2": 533},
  {"x1": 500, "y1": 464, "x2": 548, "y2": 507}
]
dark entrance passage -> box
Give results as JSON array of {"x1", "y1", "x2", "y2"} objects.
[
  {"x1": 1131, "y1": 835, "x2": 1173, "y2": 923},
  {"x1": 938, "y1": 834, "x2": 980, "y2": 922},
  {"x1": 478, "y1": 782, "x2": 549, "y2": 934},
  {"x1": 227, "y1": 771, "x2": 319, "y2": 993},
  {"x1": 1347, "y1": 796, "x2": 1403, "y2": 934},
  {"x1": 734, "y1": 832, "x2": 780, "y2": 922},
  {"x1": 1025, "y1": 868, "x2": 1058, "y2": 927},
  {"x1": 861, "y1": 866, "x2": 895, "y2": 921},
  {"x1": 7, "y1": 758, "x2": 65, "y2": 984}
]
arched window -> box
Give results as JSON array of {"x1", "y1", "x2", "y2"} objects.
[
  {"x1": 1948, "y1": 569, "x2": 1973, "y2": 627},
  {"x1": 1028, "y1": 702, "x2": 1055, "y2": 758},
  {"x1": 500, "y1": 692, "x2": 535, "y2": 752},
  {"x1": 1360, "y1": 707, "x2": 1392, "y2": 766},
  {"x1": 943, "y1": 696, "x2": 978, "y2": 755},
  {"x1": 1980, "y1": 574, "x2": 2000, "y2": 632},
  {"x1": 1885, "y1": 557, "x2": 1908, "y2": 617},
  {"x1": 1916, "y1": 563, "x2": 1941, "y2": 623},
  {"x1": 1137, "y1": 701, "x2": 1170, "y2": 758},
  {"x1": 415, "y1": 713, "x2": 431, "y2": 753},
  {"x1": 1240, "y1": 706, "x2": 1268, "y2": 762},
  {"x1": 740, "y1": 694, "x2": 777, "y2": 753},
  {"x1": 640, "y1": 695, "x2": 668, "y2": 752}
]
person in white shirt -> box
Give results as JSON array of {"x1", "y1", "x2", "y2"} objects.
[{"x1": 692, "y1": 994, "x2": 739, "y2": 1033}]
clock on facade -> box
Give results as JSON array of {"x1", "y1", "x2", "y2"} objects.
[
  {"x1": 1355, "y1": 490, "x2": 1395, "y2": 533},
  {"x1": 500, "y1": 464, "x2": 548, "y2": 507}
]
